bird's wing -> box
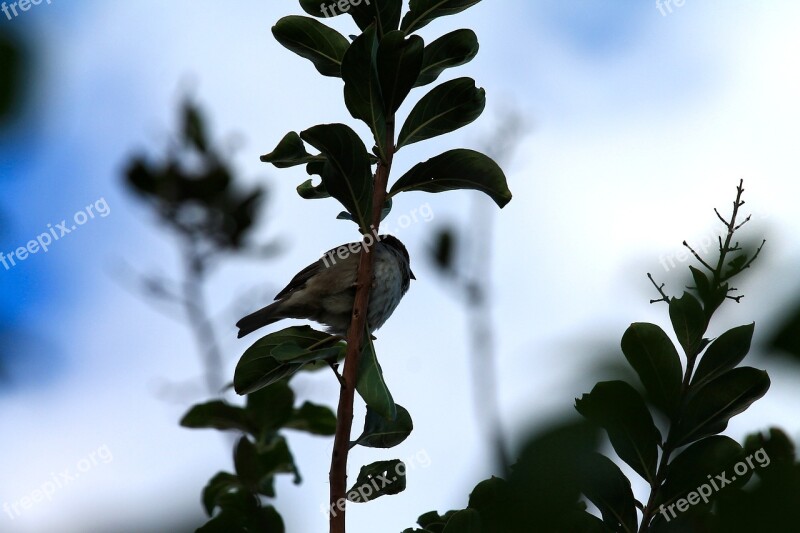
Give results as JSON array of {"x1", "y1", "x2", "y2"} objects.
[{"x1": 274, "y1": 259, "x2": 324, "y2": 300}]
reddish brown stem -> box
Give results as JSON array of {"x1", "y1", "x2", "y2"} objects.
[{"x1": 329, "y1": 120, "x2": 394, "y2": 533}]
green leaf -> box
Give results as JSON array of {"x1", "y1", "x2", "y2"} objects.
[
  {"x1": 201, "y1": 472, "x2": 242, "y2": 516},
  {"x1": 245, "y1": 379, "x2": 295, "y2": 432},
  {"x1": 390, "y1": 149, "x2": 511, "y2": 208},
  {"x1": 198, "y1": 502, "x2": 285, "y2": 533},
  {"x1": 467, "y1": 476, "x2": 510, "y2": 530},
  {"x1": 621, "y1": 323, "x2": 683, "y2": 416},
  {"x1": 297, "y1": 178, "x2": 330, "y2": 199},
  {"x1": 234, "y1": 358, "x2": 299, "y2": 397},
  {"x1": 272, "y1": 15, "x2": 350, "y2": 77},
  {"x1": 689, "y1": 265, "x2": 711, "y2": 299},
  {"x1": 260, "y1": 131, "x2": 322, "y2": 168},
  {"x1": 415, "y1": 28, "x2": 479, "y2": 87},
  {"x1": 441, "y1": 509, "x2": 482, "y2": 533},
  {"x1": 575, "y1": 381, "x2": 661, "y2": 483},
  {"x1": 675, "y1": 367, "x2": 770, "y2": 447},
  {"x1": 691, "y1": 323, "x2": 755, "y2": 391},
  {"x1": 397, "y1": 77, "x2": 485, "y2": 149},
  {"x1": 669, "y1": 291, "x2": 706, "y2": 355},
  {"x1": 180, "y1": 401, "x2": 253, "y2": 433},
  {"x1": 301, "y1": 123, "x2": 374, "y2": 232},
  {"x1": 579, "y1": 453, "x2": 638, "y2": 533},
  {"x1": 418, "y1": 510, "x2": 460, "y2": 530},
  {"x1": 658, "y1": 436, "x2": 745, "y2": 511},
  {"x1": 349, "y1": 0, "x2": 402, "y2": 35},
  {"x1": 378, "y1": 31, "x2": 424, "y2": 114},
  {"x1": 341, "y1": 24, "x2": 387, "y2": 157},
  {"x1": 298, "y1": 0, "x2": 334, "y2": 17},
  {"x1": 284, "y1": 401, "x2": 337, "y2": 435},
  {"x1": 689, "y1": 265, "x2": 727, "y2": 319},
  {"x1": 234, "y1": 436, "x2": 299, "y2": 494},
  {"x1": 401, "y1": 0, "x2": 484, "y2": 34},
  {"x1": 234, "y1": 326, "x2": 341, "y2": 395},
  {"x1": 356, "y1": 333, "x2": 397, "y2": 421},
  {"x1": 347, "y1": 459, "x2": 406, "y2": 503},
  {"x1": 352, "y1": 404, "x2": 413, "y2": 448}
]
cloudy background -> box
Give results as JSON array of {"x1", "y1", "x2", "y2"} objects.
[{"x1": 2, "y1": 1, "x2": 800, "y2": 531}]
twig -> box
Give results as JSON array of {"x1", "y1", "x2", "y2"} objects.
[
  {"x1": 647, "y1": 273, "x2": 670, "y2": 304},
  {"x1": 682, "y1": 241, "x2": 715, "y2": 272}
]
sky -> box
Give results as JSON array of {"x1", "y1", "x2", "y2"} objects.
[{"x1": 2, "y1": 1, "x2": 800, "y2": 531}]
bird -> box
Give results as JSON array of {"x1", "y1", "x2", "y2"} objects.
[{"x1": 236, "y1": 234, "x2": 414, "y2": 338}]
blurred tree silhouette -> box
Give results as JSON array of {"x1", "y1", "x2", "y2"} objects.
[
  {"x1": 123, "y1": 97, "x2": 277, "y2": 394},
  {"x1": 427, "y1": 108, "x2": 527, "y2": 474}
]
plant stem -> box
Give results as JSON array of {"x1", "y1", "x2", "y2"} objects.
[
  {"x1": 329, "y1": 119, "x2": 395, "y2": 533},
  {"x1": 637, "y1": 348, "x2": 699, "y2": 532},
  {"x1": 183, "y1": 245, "x2": 224, "y2": 395}
]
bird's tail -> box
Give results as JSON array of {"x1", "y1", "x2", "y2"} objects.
[{"x1": 236, "y1": 300, "x2": 288, "y2": 338}]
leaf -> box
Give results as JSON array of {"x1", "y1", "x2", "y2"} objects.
[
  {"x1": 347, "y1": 460, "x2": 406, "y2": 503},
  {"x1": 197, "y1": 505, "x2": 284, "y2": 533},
  {"x1": 234, "y1": 326, "x2": 341, "y2": 395},
  {"x1": 397, "y1": 77, "x2": 485, "y2": 148},
  {"x1": 415, "y1": 28, "x2": 479, "y2": 87},
  {"x1": 377, "y1": 31, "x2": 424, "y2": 114},
  {"x1": 575, "y1": 381, "x2": 661, "y2": 483},
  {"x1": 349, "y1": 0, "x2": 402, "y2": 35},
  {"x1": 234, "y1": 358, "x2": 298, "y2": 397},
  {"x1": 272, "y1": 15, "x2": 350, "y2": 77},
  {"x1": 341, "y1": 24, "x2": 387, "y2": 156},
  {"x1": 467, "y1": 476, "x2": 510, "y2": 530},
  {"x1": 284, "y1": 401, "x2": 337, "y2": 435},
  {"x1": 234, "y1": 436, "x2": 299, "y2": 493},
  {"x1": 351, "y1": 404, "x2": 413, "y2": 448},
  {"x1": 356, "y1": 333, "x2": 397, "y2": 421},
  {"x1": 260, "y1": 131, "x2": 321, "y2": 168},
  {"x1": 441, "y1": 509, "x2": 482, "y2": 533},
  {"x1": 201, "y1": 472, "x2": 242, "y2": 516},
  {"x1": 417, "y1": 510, "x2": 460, "y2": 530},
  {"x1": 180, "y1": 401, "x2": 253, "y2": 433},
  {"x1": 691, "y1": 323, "x2": 755, "y2": 391},
  {"x1": 300, "y1": 123, "x2": 374, "y2": 231},
  {"x1": 689, "y1": 266, "x2": 711, "y2": 299},
  {"x1": 674, "y1": 367, "x2": 770, "y2": 447},
  {"x1": 401, "y1": 0, "x2": 484, "y2": 34},
  {"x1": 297, "y1": 178, "x2": 330, "y2": 199},
  {"x1": 658, "y1": 436, "x2": 745, "y2": 511},
  {"x1": 579, "y1": 453, "x2": 638, "y2": 533},
  {"x1": 669, "y1": 291, "x2": 706, "y2": 355},
  {"x1": 245, "y1": 379, "x2": 295, "y2": 432},
  {"x1": 621, "y1": 323, "x2": 683, "y2": 416},
  {"x1": 390, "y1": 149, "x2": 511, "y2": 208}
]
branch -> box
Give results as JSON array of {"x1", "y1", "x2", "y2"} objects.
[{"x1": 329, "y1": 119, "x2": 395, "y2": 533}]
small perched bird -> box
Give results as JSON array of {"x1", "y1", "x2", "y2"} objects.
[{"x1": 236, "y1": 235, "x2": 414, "y2": 338}]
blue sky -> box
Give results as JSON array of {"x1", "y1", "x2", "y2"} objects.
[{"x1": 2, "y1": 1, "x2": 800, "y2": 531}]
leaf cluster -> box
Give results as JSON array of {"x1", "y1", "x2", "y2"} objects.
[
  {"x1": 181, "y1": 377, "x2": 337, "y2": 532},
  {"x1": 263, "y1": 0, "x2": 511, "y2": 234},
  {"x1": 124, "y1": 100, "x2": 265, "y2": 254}
]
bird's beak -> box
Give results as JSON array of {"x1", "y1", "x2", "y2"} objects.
[{"x1": 410, "y1": 270, "x2": 416, "y2": 280}]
